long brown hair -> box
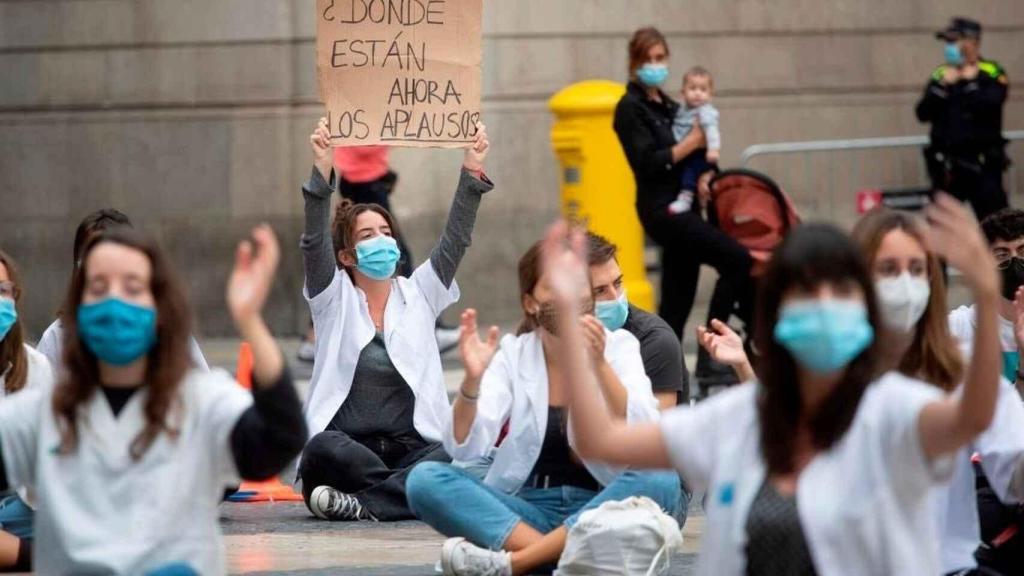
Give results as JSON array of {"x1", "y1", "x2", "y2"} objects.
[
  {"x1": 53, "y1": 229, "x2": 192, "y2": 459},
  {"x1": 0, "y1": 251, "x2": 27, "y2": 394},
  {"x1": 851, "y1": 208, "x2": 964, "y2": 391},
  {"x1": 756, "y1": 224, "x2": 882, "y2": 475},
  {"x1": 628, "y1": 27, "x2": 668, "y2": 76},
  {"x1": 331, "y1": 200, "x2": 401, "y2": 274},
  {"x1": 516, "y1": 242, "x2": 544, "y2": 335}
]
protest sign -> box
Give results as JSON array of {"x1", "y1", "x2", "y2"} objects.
[{"x1": 316, "y1": 0, "x2": 483, "y2": 148}]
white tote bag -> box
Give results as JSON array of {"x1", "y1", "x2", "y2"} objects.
[{"x1": 555, "y1": 496, "x2": 683, "y2": 576}]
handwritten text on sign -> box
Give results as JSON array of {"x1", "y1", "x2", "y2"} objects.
[{"x1": 316, "y1": 0, "x2": 483, "y2": 148}]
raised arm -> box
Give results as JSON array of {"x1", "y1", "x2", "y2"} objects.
[
  {"x1": 300, "y1": 118, "x2": 341, "y2": 298},
  {"x1": 918, "y1": 194, "x2": 1002, "y2": 458},
  {"x1": 429, "y1": 122, "x2": 494, "y2": 288},
  {"x1": 227, "y1": 225, "x2": 307, "y2": 478},
  {"x1": 542, "y1": 222, "x2": 670, "y2": 469}
]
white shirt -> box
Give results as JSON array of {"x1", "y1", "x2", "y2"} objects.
[
  {"x1": 0, "y1": 344, "x2": 53, "y2": 395},
  {"x1": 949, "y1": 303, "x2": 1018, "y2": 359},
  {"x1": 444, "y1": 329, "x2": 660, "y2": 493},
  {"x1": 304, "y1": 261, "x2": 458, "y2": 441},
  {"x1": 659, "y1": 372, "x2": 953, "y2": 576},
  {"x1": 930, "y1": 380, "x2": 1024, "y2": 572},
  {"x1": 0, "y1": 368, "x2": 252, "y2": 574},
  {"x1": 37, "y1": 319, "x2": 210, "y2": 372}
]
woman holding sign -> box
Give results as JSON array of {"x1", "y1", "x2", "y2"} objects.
[{"x1": 298, "y1": 118, "x2": 493, "y2": 522}]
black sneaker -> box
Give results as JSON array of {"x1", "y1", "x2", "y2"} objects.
[{"x1": 308, "y1": 486, "x2": 373, "y2": 521}]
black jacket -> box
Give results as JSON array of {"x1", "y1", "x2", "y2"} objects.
[
  {"x1": 613, "y1": 81, "x2": 682, "y2": 219},
  {"x1": 915, "y1": 58, "x2": 1008, "y2": 157}
]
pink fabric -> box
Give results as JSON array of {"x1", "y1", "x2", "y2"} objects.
[{"x1": 333, "y1": 146, "x2": 390, "y2": 183}]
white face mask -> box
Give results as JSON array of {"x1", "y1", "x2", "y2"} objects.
[{"x1": 875, "y1": 272, "x2": 931, "y2": 333}]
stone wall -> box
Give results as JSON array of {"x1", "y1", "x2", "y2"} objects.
[{"x1": 1, "y1": 0, "x2": 1022, "y2": 337}]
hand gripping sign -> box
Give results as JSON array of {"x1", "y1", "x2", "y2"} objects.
[{"x1": 316, "y1": 0, "x2": 483, "y2": 148}]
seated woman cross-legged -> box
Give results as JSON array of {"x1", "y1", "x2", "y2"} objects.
[
  {"x1": 405, "y1": 241, "x2": 680, "y2": 576},
  {"x1": 297, "y1": 118, "x2": 494, "y2": 522}
]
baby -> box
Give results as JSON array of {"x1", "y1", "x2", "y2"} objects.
[{"x1": 668, "y1": 66, "x2": 721, "y2": 214}]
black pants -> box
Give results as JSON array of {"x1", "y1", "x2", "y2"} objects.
[
  {"x1": 298, "y1": 430, "x2": 450, "y2": 521},
  {"x1": 339, "y1": 172, "x2": 415, "y2": 278},
  {"x1": 926, "y1": 150, "x2": 1008, "y2": 224},
  {"x1": 642, "y1": 209, "x2": 755, "y2": 339}
]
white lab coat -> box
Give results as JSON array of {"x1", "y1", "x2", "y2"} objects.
[
  {"x1": 659, "y1": 372, "x2": 954, "y2": 576},
  {"x1": 444, "y1": 329, "x2": 660, "y2": 493},
  {"x1": 0, "y1": 368, "x2": 252, "y2": 574},
  {"x1": 0, "y1": 344, "x2": 53, "y2": 395},
  {"x1": 304, "y1": 260, "x2": 457, "y2": 442},
  {"x1": 37, "y1": 319, "x2": 210, "y2": 372}
]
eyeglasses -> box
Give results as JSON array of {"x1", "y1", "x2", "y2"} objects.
[
  {"x1": 994, "y1": 246, "x2": 1024, "y2": 269},
  {"x1": 0, "y1": 282, "x2": 15, "y2": 299}
]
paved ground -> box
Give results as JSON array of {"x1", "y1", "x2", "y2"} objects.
[
  {"x1": 201, "y1": 338, "x2": 704, "y2": 575},
  {"x1": 221, "y1": 500, "x2": 704, "y2": 575}
]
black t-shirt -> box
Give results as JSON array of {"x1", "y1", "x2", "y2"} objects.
[{"x1": 622, "y1": 305, "x2": 687, "y2": 402}]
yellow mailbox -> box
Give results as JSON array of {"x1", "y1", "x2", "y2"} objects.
[{"x1": 548, "y1": 80, "x2": 654, "y2": 312}]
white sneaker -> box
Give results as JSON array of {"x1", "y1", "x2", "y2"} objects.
[
  {"x1": 441, "y1": 538, "x2": 512, "y2": 576},
  {"x1": 435, "y1": 326, "x2": 461, "y2": 354},
  {"x1": 308, "y1": 486, "x2": 370, "y2": 521},
  {"x1": 667, "y1": 190, "x2": 694, "y2": 215}
]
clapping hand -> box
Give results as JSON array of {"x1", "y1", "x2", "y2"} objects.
[
  {"x1": 227, "y1": 224, "x2": 280, "y2": 330},
  {"x1": 922, "y1": 193, "x2": 999, "y2": 298},
  {"x1": 459, "y1": 309, "x2": 500, "y2": 384}
]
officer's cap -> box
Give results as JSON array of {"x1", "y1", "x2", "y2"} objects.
[{"x1": 936, "y1": 17, "x2": 982, "y2": 41}]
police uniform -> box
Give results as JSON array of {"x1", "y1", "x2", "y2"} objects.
[{"x1": 916, "y1": 18, "x2": 1010, "y2": 222}]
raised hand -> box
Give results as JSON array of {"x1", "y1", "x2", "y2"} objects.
[
  {"x1": 539, "y1": 220, "x2": 590, "y2": 310},
  {"x1": 923, "y1": 193, "x2": 999, "y2": 298},
  {"x1": 697, "y1": 319, "x2": 748, "y2": 367},
  {"x1": 459, "y1": 309, "x2": 500, "y2": 384},
  {"x1": 463, "y1": 121, "x2": 489, "y2": 173},
  {"x1": 310, "y1": 117, "x2": 334, "y2": 180},
  {"x1": 1013, "y1": 287, "x2": 1024, "y2": 354},
  {"x1": 581, "y1": 315, "x2": 607, "y2": 366},
  {"x1": 227, "y1": 224, "x2": 280, "y2": 328}
]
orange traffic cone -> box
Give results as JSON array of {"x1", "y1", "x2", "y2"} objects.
[{"x1": 227, "y1": 342, "x2": 305, "y2": 503}]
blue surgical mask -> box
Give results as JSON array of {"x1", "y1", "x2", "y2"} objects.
[
  {"x1": 944, "y1": 43, "x2": 963, "y2": 67},
  {"x1": 595, "y1": 292, "x2": 629, "y2": 331},
  {"x1": 355, "y1": 235, "x2": 401, "y2": 281},
  {"x1": 636, "y1": 63, "x2": 669, "y2": 88},
  {"x1": 77, "y1": 298, "x2": 157, "y2": 366},
  {"x1": 773, "y1": 299, "x2": 874, "y2": 374},
  {"x1": 0, "y1": 299, "x2": 16, "y2": 341}
]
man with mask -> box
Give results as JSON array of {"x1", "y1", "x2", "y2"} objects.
[
  {"x1": 586, "y1": 232, "x2": 688, "y2": 407},
  {"x1": 916, "y1": 17, "x2": 1010, "y2": 222},
  {"x1": 949, "y1": 208, "x2": 1024, "y2": 396}
]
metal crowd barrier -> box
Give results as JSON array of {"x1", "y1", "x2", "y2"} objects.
[{"x1": 738, "y1": 130, "x2": 1024, "y2": 221}]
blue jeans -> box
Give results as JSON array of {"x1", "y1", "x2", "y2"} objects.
[
  {"x1": 0, "y1": 495, "x2": 33, "y2": 540},
  {"x1": 406, "y1": 462, "x2": 681, "y2": 551}
]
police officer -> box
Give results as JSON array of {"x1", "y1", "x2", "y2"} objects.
[{"x1": 916, "y1": 17, "x2": 1010, "y2": 222}]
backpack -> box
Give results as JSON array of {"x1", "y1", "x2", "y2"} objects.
[
  {"x1": 555, "y1": 496, "x2": 683, "y2": 576},
  {"x1": 708, "y1": 169, "x2": 800, "y2": 276}
]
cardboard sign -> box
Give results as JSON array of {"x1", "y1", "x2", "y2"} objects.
[{"x1": 316, "y1": 0, "x2": 483, "y2": 148}]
